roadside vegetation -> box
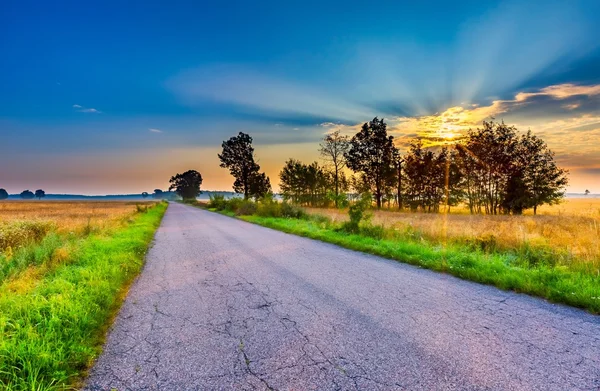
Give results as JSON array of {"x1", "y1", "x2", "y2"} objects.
[{"x1": 0, "y1": 201, "x2": 167, "y2": 390}]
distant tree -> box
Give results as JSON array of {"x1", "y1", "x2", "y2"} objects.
[
  {"x1": 169, "y1": 170, "x2": 203, "y2": 200},
  {"x1": 0, "y1": 188, "x2": 8, "y2": 200},
  {"x1": 280, "y1": 159, "x2": 334, "y2": 206},
  {"x1": 248, "y1": 172, "x2": 272, "y2": 200},
  {"x1": 319, "y1": 130, "x2": 350, "y2": 207},
  {"x1": 585, "y1": 189, "x2": 590, "y2": 196},
  {"x1": 142, "y1": 192, "x2": 149, "y2": 199},
  {"x1": 345, "y1": 117, "x2": 397, "y2": 208},
  {"x1": 456, "y1": 120, "x2": 519, "y2": 215},
  {"x1": 516, "y1": 131, "x2": 568, "y2": 215},
  {"x1": 35, "y1": 189, "x2": 46, "y2": 200},
  {"x1": 152, "y1": 189, "x2": 164, "y2": 199},
  {"x1": 20, "y1": 190, "x2": 35, "y2": 199},
  {"x1": 219, "y1": 132, "x2": 262, "y2": 200}
]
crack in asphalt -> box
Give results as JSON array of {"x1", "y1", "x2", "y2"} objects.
[{"x1": 85, "y1": 203, "x2": 600, "y2": 390}]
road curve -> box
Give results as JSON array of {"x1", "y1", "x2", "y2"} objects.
[{"x1": 85, "y1": 202, "x2": 600, "y2": 390}]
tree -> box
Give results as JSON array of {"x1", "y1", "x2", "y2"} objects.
[
  {"x1": 0, "y1": 189, "x2": 8, "y2": 200},
  {"x1": 20, "y1": 190, "x2": 35, "y2": 199},
  {"x1": 142, "y1": 192, "x2": 149, "y2": 199},
  {"x1": 457, "y1": 120, "x2": 519, "y2": 215},
  {"x1": 279, "y1": 159, "x2": 334, "y2": 206},
  {"x1": 219, "y1": 132, "x2": 262, "y2": 199},
  {"x1": 319, "y1": 130, "x2": 350, "y2": 207},
  {"x1": 248, "y1": 172, "x2": 272, "y2": 200},
  {"x1": 516, "y1": 131, "x2": 568, "y2": 215},
  {"x1": 585, "y1": 189, "x2": 590, "y2": 196},
  {"x1": 35, "y1": 189, "x2": 46, "y2": 200},
  {"x1": 169, "y1": 170, "x2": 203, "y2": 200},
  {"x1": 345, "y1": 117, "x2": 397, "y2": 208}
]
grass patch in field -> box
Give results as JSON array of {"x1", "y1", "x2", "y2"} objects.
[{"x1": 0, "y1": 202, "x2": 167, "y2": 390}]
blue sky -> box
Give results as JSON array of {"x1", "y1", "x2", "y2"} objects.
[{"x1": 1, "y1": 0, "x2": 599, "y2": 194}]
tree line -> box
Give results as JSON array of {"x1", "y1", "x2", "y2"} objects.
[
  {"x1": 165, "y1": 118, "x2": 567, "y2": 215},
  {"x1": 4, "y1": 118, "x2": 564, "y2": 216},
  {"x1": 279, "y1": 118, "x2": 568, "y2": 215},
  {"x1": 0, "y1": 189, "x2": 46, "y2": 200}
]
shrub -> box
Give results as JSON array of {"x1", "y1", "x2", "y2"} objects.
[
  {"x1": 281, "y1": 202, "x2": 307, "y2": 219},
  {"x1": 235, "y1": 200, "x2": 258, "y2": 216},
  {"x1": 343, "y1": 192, "x2": 372, "y2": 233},
  {"x1": 208, "y1": 194, "x2": 227, "y2": 210}
]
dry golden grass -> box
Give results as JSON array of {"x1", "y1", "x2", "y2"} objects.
[
  {"x1": 0, "y1": 201, "x2": 155, "y2": 234},
  {"x1": 306, "y1": 198, "x2": 600, "y2": 269}
]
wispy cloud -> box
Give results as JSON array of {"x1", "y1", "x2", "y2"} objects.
[
  {"x1": 73, "y1": 104, "x2": 101, "y2": 113},
  {"x1": 149, "y1": 128, "x2": 163, "y2": 133},
  {"x1": 167, "y1": 66, "x2": 373, "y2": 123}
]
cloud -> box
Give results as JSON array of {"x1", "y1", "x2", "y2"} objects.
[
  {"x1": 73, "y1": 104, "x2": 101, "y2": 113},
  {"x1": 376, "y1": 83, "x2": 600, "y2": 147},
  {"x1": 166, "y1": 66, "x2": 373, "y2": 123},
  {"x1": 149, "y1": 128, "x2": 163, "y2": 133}
]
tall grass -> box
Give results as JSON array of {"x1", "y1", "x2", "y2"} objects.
[
  {"x1": 0, "y1": 202, "x2": 166, "y2": 390},
  {"x1": 305, "y1": 198, "x2": 600, "y2": 273}
]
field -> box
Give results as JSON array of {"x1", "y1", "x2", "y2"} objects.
[
  {"x1": 305, "y1": 198, "x2": 600, "y2": 272},
  {"x1": 0, "y1": 201, "x2": 166, "y2": 390}
]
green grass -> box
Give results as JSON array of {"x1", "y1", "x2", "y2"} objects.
[
  {"x1": 0, "y1": 202, "x2": 167, "y2": 390},
  {"x1": 230, "y1": 213, "x2": 600, "y2": 314}
]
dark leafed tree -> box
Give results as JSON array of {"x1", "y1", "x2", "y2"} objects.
[
  {"x1": 319, "y1": 130, "x2": 350, "y2": 207},
  {"x1": 279, "y1": 159, "x2": 334, "y2": 206},
  {"x1": 345, "y1": 117, "x2": 397, "y2": 208},
  {"x1": 585, "y1": 189, "x2": 590, "y2": 196},
  {"x1": 516, "y1": 130, "x2": 568, "y2": 215},
  {"x1": 35, "y1": 189, "x2": 46, "y2": 200},
  {"x1": 169, "y1": 170, "x2": 203, "y2": 201},
  {"x1": 219, "y1": 132, "x2": 262, "y2": 200},
  {"x1": 457, "y1": 120, "x2": 519, "y2": 215},
  {"x1": 0, "y1": 188, "x2": 8, "y2": 200},
  {"x1": 142, "y1": 192, "x2": 149, "y2": 199},
  {"x1": 248, "y1": 171, "x2": 272, "y2": 200},
  {"x1": 20, "y1": 190, "x2": 35, "y2": 199},
  {"x1": 152, "y1": 189, "x2": 164, "y2": 199}
]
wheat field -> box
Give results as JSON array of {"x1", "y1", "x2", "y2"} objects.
[
  {"x1": 0, "y1": 201, "x2": 151, "y2": 232},
  {"x1": 306, "y1": 198, "x2": 600, "y2": 269}
]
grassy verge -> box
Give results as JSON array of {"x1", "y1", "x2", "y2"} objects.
[
  {"x1": 196, "y1": 198, "x2": 600, "y2": 314},
  {"x1": 0, "y1": 202, "x2": 167, "y2": 390}
]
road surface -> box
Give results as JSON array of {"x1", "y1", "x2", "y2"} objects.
[{"x1": 85, "y1": 202, "x2": 600, "y2": 390}]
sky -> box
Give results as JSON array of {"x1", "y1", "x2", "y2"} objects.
[{"x1": 1, "y1": 0, "x2": 599, "y2": 194}]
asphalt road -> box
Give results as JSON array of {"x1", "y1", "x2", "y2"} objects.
[{"x1": 85, "y1": 202, "x2": 600, "y2": 390}]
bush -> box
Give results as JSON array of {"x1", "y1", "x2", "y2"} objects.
[
  {"x1": 208, "y1": 194, "x2": 228, "y2": 210},
  {"x1": 343, "y1": 192, "x2": 373, "y2": 233},
  {"x1": 281, "y1": 202, "x2": 307, "y2": 219},
  {"x1": 256, "y1": 197, "x2": 281, "y2": 217},
  {"x1": 235, "y1": 200, "x2": 258, "y2": 216}
]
